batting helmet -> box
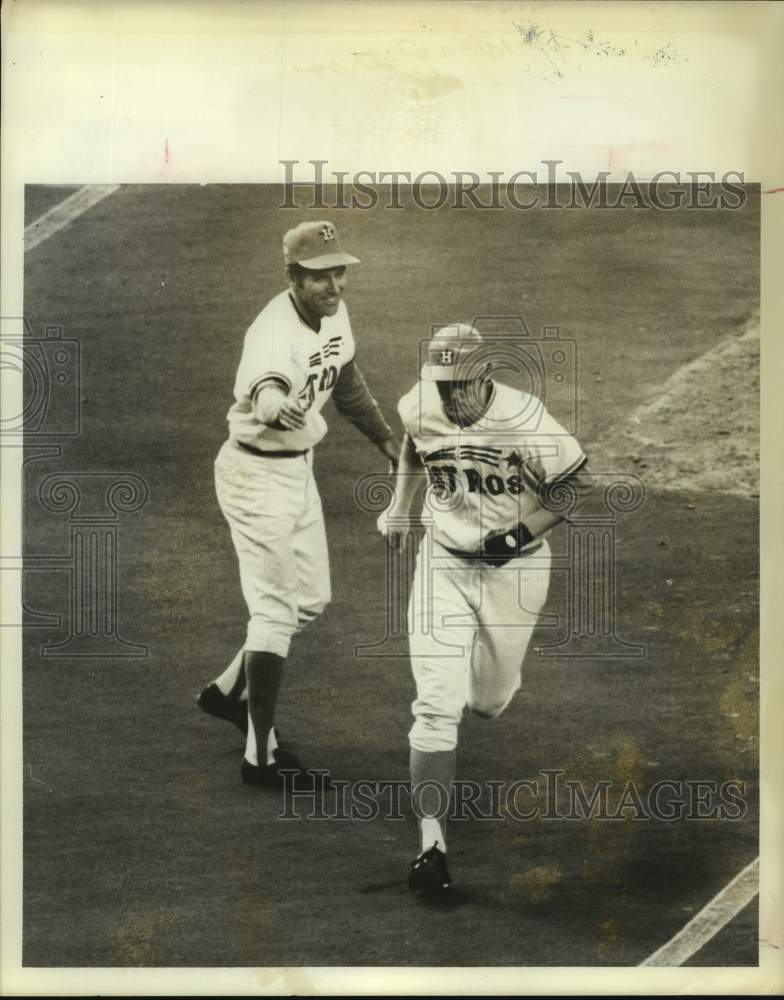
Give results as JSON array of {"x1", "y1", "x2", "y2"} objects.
[{"x1": 420, "y1": 323, "x2": 485, "y2": 381}]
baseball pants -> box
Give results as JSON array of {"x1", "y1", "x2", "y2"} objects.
[
  {"x1": 214, "y1": 440, "x2": 331, "y2": 657},
  {"x1": 407, "y1": 538, "x2": 552, "y2": 753}
]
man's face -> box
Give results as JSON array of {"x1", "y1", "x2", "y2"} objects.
[
  {"x1": 436, "y1": 376, "x2": 491, "y2": 427},
  {"x1": 292, "y1": 265, "x2": 348, "y2": 320}
]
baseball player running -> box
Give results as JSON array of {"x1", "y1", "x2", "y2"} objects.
[
  {"x1": 378, "y1": 323, "x2": 588, "y2": 892},
  {"x1": 199, "y1": 220, "x2": 399, "y2": 790}
]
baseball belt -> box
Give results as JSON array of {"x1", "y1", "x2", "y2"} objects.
[
  {"x1": 441, "y1": 540, "x2": 543, "y2": 566},
  {"x1": 233, "y1": 439, "x2": 309, "y2": 459}
]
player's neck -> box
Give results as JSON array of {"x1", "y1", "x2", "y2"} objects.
[
  {"x1": 451, "y1": 380, "x2": 494, "y2": 428},
  {"x1": 288, "y1": 290, "x2": 321, "y2": 333}
]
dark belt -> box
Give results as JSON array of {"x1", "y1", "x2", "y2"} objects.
[
  {"x1": 233, "y1": 439, "x2": 309, "y2": 459},
  {"x1": 441, "y1": 540, "x2": 543, "y2": 564}
]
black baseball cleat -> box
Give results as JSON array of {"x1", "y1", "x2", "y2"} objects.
[
  {"x1": 408, "y1": 845, "x2": 452, "y2": 893},
  {"x1": 241, "y1": 748, "x2": 332, "y2": 793},
  {"x1": 197, "y1": 682, "x2": 248, "y2": 736}
]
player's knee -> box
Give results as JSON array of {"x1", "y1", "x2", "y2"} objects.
[
  {"x1": 295, "y1": 607, "x2": 324, "y2": 632},
  {"x1": 467, "y1": 701, "x2": 504, "y2": 720},
  {"x1": 466, "y1": 684, "x2": 519, "y2": 720},
  {"x1": 301, "y1": 576, "x2": 331, "y2": 616},
  {"x1": 408, "y1": 713, "x2": 459, "y2": 753},
  {"x1": 245, "y1": 618, "x2": 292, "y2": 658},
  {"x1": 296, "y1": 594, "x2": 330, "y2": 632}
]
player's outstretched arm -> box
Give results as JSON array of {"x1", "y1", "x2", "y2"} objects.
[
  {"x1": 332, "y1": 360, "x2": 400, "y2": 468},
  {"x1": 377, "y1": 434, "x2": 425, "y2": 547}
]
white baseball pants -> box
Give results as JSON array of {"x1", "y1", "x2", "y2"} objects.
[
  {"x1": 214, "y1": 440, "x2": 331, "y2": 657},
  {"x1": 407, "y1": 538, "x2": 552, "y2": 752}
]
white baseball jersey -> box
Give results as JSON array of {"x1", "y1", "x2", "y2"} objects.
[
  {"x1": 398, "y1": 380, "x2": 585, "y2": 553},
  {"x1": 228, "y1": 290, "x2": 355, "y2": 452}
]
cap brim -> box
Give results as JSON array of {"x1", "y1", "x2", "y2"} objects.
[
  {"x1": 421, "y1": 363, "x2": 458, "y2": 381},
  {"x1": 297, "y1": 252, "x2": 360, "y2": 269}
]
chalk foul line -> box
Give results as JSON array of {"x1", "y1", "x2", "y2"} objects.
[
  {"x1": 24, "y1": 184, "x2": 120, "y2": 253},
  {"x1": 639, "y1": 855, "x2": 759, "y2": 966}
]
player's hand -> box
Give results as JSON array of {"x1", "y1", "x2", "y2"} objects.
[
  {"x1": 276, "y1": 399, "x2": 307, "y2": 431},
  {"x1": 377, "y1": 436, "x2": 402, "y2": 474},
  {"x1": 376, "y1": 508, "x2": 412, "y2": 550},
  {"x1": 480, "y1": 522, "x2": 534, "y2": 565}
]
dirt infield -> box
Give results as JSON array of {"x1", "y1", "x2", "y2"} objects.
[
  {"x1": 593, "y1": 315, "x2": 760, "y2": 496},
  {"x1": 20, "y1": 185, "x2": 759, "y2": 966}
]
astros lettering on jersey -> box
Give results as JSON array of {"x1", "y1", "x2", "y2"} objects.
[{"x1": 398, "y1": 379, "x2": 585, "y2": 553}]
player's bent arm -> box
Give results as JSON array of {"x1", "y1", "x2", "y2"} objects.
[
  {"x1": 252, "y1": 384, "x2": 286, "y2": 424},
  {"x1": 482, "y1": 463, "x2": 592, "y2": 560},
  {"x1": 518, "y1": 504, "x2": 566, "y2": 540},
  {"x1": 252, "y1": 384, "x2": 305, "y2": 431},
  {"x1": 539, "y1": 463, "x2": 593, "y2": 522}
]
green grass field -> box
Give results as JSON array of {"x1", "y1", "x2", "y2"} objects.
[{"x1": 21, "y1": 185, "x2": 759, "y2": 966}]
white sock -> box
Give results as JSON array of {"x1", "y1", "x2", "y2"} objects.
[
  {"x1": 214, "y1": 649, "x2": 244, "y2": 697},
  {"x1": 420, "y1": 817, "x2": 446, "y2": 854},
  {"x1": 244, "y1": 711, "x2": 258, "y2": 766},
  {"x1": 245, "y1": 719, "x2": 279, "y2": 767},
  {"x1": 266, "y1": 726, "x2": 279, "y2": 765}
]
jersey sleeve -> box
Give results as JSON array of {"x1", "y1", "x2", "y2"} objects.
[
  {"x1": 234, "y1": 308, "x2": 298, "y2": 403},
  {"x1": 521, "y1": 405, "x2": 586, "y2": 485},
  {"x1": 340, "y1": 302, "x2": 356, "y2": 364},
  {"x1": 331, "y1": 359, "x2": 394, "y2": 444},
  {"x1": 396, "y1": 386, "x2": 419, "y2": 437}
]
